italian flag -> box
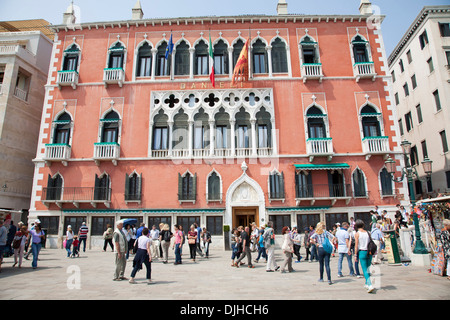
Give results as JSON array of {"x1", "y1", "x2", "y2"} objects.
[{"x1": 209, "y1": 33, "x2": 215, "y2": 88}]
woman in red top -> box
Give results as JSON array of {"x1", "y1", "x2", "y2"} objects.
[
  {"x1": 188, "y1": 224, "x2": 197, "y2": 262},
  {"x1": 12, "y1": 225, "x2": 28, "y2": 268}
]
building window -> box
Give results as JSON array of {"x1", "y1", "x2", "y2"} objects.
[
  {"x1": 403, "y1": 83, "x2": 409, "y2": 97},
  {"x1": 125, "y1": 172, "x2": 142, "y2": 201},
  {"x1": 405, "y1": 112, "x2": 413, "y2": 132},
  {"x1": 353, "y1": 168, "x2": 366, "y2": 197},
  {"x1": 307, "y1": 106, "x2": 327, "y2": 138},
  {"x1": 268, "y1": 215, "x2": 290, "y2": 234},
  {"x1": 380, "y1": 168, "x2": 393, "y2": 196},
  {"x1": 194, "y1": 125, "x2": 207, "y2": 149},
  {"x1": 252, "y1": 39, "x2": 268, "y2": 74},
  {"x1": 177, "y1": 216, "x2": 200, "y2": 236},
  {"x1": 258, "y1": 124, "x2": 269, "y2": 148},
  {"x1": 108, "y1": 42, "x2": 125, "y2": 69},
  {"x1": 398, "y1": 119, "x2": 404, "y2": 136},
  {"x1": 207, "y1": 172, "x2": 221, "y2": 201},
  {"x1": 295, "y1": 171, "x2": 313, "y2": 198},
  {"x1": 421, "y1": 140, "x2": 428, "y2": 160},
  {"x1": 415, "y1": 180, "x2": 423, "y2": 195},
  {"x1": 216, "y1": 125, "x2": 227, "y2": 149},
  {"x1": 361, "y1": 105, "x2": 381, "y2": 137},
  {"x1": 440, "y1": 130, "x2": 448, "y2": 153},
  {"x1": 426, "y1": 176, "x2": 433, "y2": 193},
  {"x1": 53, "y1": 112, "x2": 71, "y2": 144},
  {"x1": 178, "y1": 172, "x2": 196, "y2": 201},
  {"x1": 300, "y1": 36, "x2": 320, "y2": 64},
  {"x1": 94, "y1": 174, "x2": 110, "y2": 201},
  {"x1": 269, "y1": 171, "x2": 285, "y2": 200},
  {"x1": 352, "y1": 35, "x2": 370, "y2": 63},
  {"x1": 391, "y1": 70, "x2": 396, "y2": 82},
  {"x1": 433, "y1": 90, "x2": 441, "y2": 111},
  {"x1": 213, "y1": 40, "x2": 228, "y2": 75},
  {"x1": 14, "y1": 70, "x2": 30, "y2": 101},
  {"x1": 148, "y1": 216, "x2": 172, "y2": 229},
  {"x1": 271, "y1": 38, "x2": 288, "y2": 73},
  {"x1": 64, "y1": 217, "x2": 86, "y2": 236},
  {"x1": 419, "y1": 30, "x2": 428, "y2": 49},
  {"x1": 156, "y1": 42, "x2": 170, "y2": 76},
  {"x1": 136, "y1": 42, "x2": 152, "y2": 77},
  {"x1": 406, "y1": 50, "x2": 412, "y2": 64},
  {"x1": 38, "y1": 216, "x2": 59, "y2": 235},
  {"x1": 439, "y1": 23, "x2": 450, "y2": 37},
  {"x1": 101, "y1": 111, "x2": 120, "y2": 143},
  {"x1": 399, "y1": 59, "x2": 404, "y2": 73},
  {"x1": 410, "y1": 146, "x2": 419, "y2": 166},
  {"x1": 91, "y1": 217, "x2": 115, "y2": 236},
  {"x1": 46, "y1": 174, "x2": 63, "y2": 201},
  {"x1": 296, "y1": 214, "x2": 320, "y2": 234},
  {"x1": 206, "y1": 216, "x2": 223, "y2": 235},
  {"x1": 411, "y1": 74, "x2": 417, "y2": 89},
  {"x1": 394, "y1": 93, "x2": 399, "y2": 106},
  {"x1": 174, "y1": 40, "x2": 190, "y2": 76},
  {"x1": 325, "y1": 213, "x2": 349, "y2": 231},
  {"x1": 427, "y1": 57, "x2": 434, "y2": 73},
  {"x1": 153, "y1": 126, "x2": 168, "y2": 150},
  {"x1": 237, "y1": 125, "x2": 249, "y2": 149},
  {"x1": 416, "y1": 104, "x2": 423, "y2": 124},
  {"x1": 232, "y1": 39, "x2": 244, "y2": 69},
  {"x1": 195, "y1": 40, "x2": 209, "y2": 75},
  {"x1": 62, "y1": 44, "x2": 80, "y2": 71},
  {"x1": 446, "y1": 51, "x2": 450, "y2": 66}
]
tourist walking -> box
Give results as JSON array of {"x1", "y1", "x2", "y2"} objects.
[
  {"x1": 103, "y1": 224, "x2": 114, "y2": 251},
  {"x1": 78, "y1": 222, "x2": 89, "y2": 253},
  {"x1": 173, "y1": 225, "x2": 183, "y2": 265},
  {"x1": 234, "y1": 226, "x2": 254, "y2": 268},
  {"x1": 309, "y1": 225, "x2": 318, "y2": 262},
  {"x1": 310, "y1": 222, "x2": 336, "y2": 285},
  {"x1": 159, "y1": 224, "x2": 172, "y2": 264},
  {"x1": 6, "y1": 221, "x2": 17, "y2": 257},
  {"x1": 354, "y1": 219, "x2": 374, "y2": 293},
  {"x1": 263, "y1": 221, "x2": 279, "y2": 272},
  {"x1": 304, "y1": 229, "x2": 311, "y2": 261},
  {"x1": 12, "y1": 225, "x2": 28, "y2": 268},
  {"x1": 250, "y1": 223, "x2": 260, "y2": 252},
  {"x1": 371, "y1": 223, "x2": 384, "y2": 264},
  {"x1": 291, "y1": 226, "x2": 302, "y2": 263},
  {"x1": 150, "y1": 225, "x2": 160, "y2": 259},
  {"x1": 71, "y1": 236, "x2": 80, "y2": 258},
  {"x1": 124, "y1": 224, "x2": 132, "y2": 260},
  {"x1": 129, "y1": 227, "x2": 152, "y2": 284},
  {"x1": 129, "y1": 224, "x2": 137, "y2": 254},
  {"x1": 202, "y1": 227, "x2": 211, "y2": 258},
  {"x1": 439, "y1": 219, "x2": 450, "y2": 281},
  {"x1": 179, "y1": 225, "x2": 186, "y2": 256},
  {"x1": 336, "y1": 222, "x2": 355, "y2": 277},
  {"x1": 280, "y1": 226, "x2": 294, "y2": 273},
  {"x1": 194, "y1": 223, "x2": 204, "y2": 257},
  {"x1": 28, "y1": 223, "x2": 45, "y2": 269},
  {"x1": 188, "y1": 224, "x2": 198, "y2": 262},
  {"x1": 254, "y1": 227, "x2": 267, "y2": 263},
  {"x1": 0, "y1": 220, "x2": 7, "y2": 272},
  {"x1": 231, "y1": 228, "x2": 240, "y2": 266},
  {"x1": 113, "y1": 221, "x2": 128, "y2": 281},
  {"x1": 65, "y1": 225, "x2": 74, "y2": 258},
  {"x1": 349, "y1": 226, "x2": 362, "y2": 278},
  {"x1": 158, "y1": 223, "x2": 164, "y2": 258}
]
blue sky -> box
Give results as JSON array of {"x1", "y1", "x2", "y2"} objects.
[{"x1": 0, "y1": 0, "x2": 448, "y2": 55}]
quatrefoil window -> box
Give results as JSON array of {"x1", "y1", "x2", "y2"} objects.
[
  {"x1": 184, "y1": 94, "x2": 199, "y2": 107},
  {"x1": 224, "y1": 93, "x2": 239, "y2": 106},
  {"x1": 204, "y1": 93, "x2": 219, "y2": 107},
  {"x1": 245, "y1": 92, "x2": 260, "y2": 106},
  {"x1": 164, "y1": 94, "x2": 179, "y2": 108}
]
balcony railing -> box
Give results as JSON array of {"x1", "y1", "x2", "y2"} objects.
[
  {"x1": 353, "y1": 62, "x2": 376, "y2": 82},
  {"x1": 269, "y1": 191, "x2": 286, "y2": 201},
  {"x1": 236, "y1": 148, "x2": 251, "y2": 157},
  {"x1": 57, "y1": 70, "x2": 79, "y2": 89},
  {"x1": 152, "y1": 149, "x2": 169, "y2": 158},
  {"x1": 295, "y1": 184, "x2": 352, "y2": 205},
  {"x1": 42, "y1": 187, "x2": 111, "y2": 208},
  {"x1": 193, "y1": 148, "x2": 210, "y2": 158},
  {"x1": 306, "y1": 138, "x2": 333, "y2": 161},
  {"x1": 215, "y1": 148, "x2": 233, "y2": 158},
  {"x1": 103, "y1": 68, "x2": 125, "y2": 87},
  {"x1": 257, "y1": 147, "x2": 273, "y2": 157},
  {"x1": 172, "y1": 149, "x2": 189, "y2": 158},
  {"x1": 14, "y1": 87, "x2": 28, "y2": 101},
  {"x1": 93, "y1": 142, "x2": 120, "y2": 165},
  {"x1": 44, "y1": 143, "x2": 71, "y2": 166},
  {"x1": 125, "y1": 193, "x2": 142, "y2": 202},
  {"x1": 362, "y1": 136, "x2": 389, "y2": 160},
  {"x1": 301, "y1": 63, "x2": 323, "y2": 83}
]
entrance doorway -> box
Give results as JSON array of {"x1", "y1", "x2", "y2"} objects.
[{"x1": 233, "y1": 207, "x2": 258, "y2": 229}]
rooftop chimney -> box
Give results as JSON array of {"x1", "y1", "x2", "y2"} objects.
[
  {"x1": 132, "y1": 0, "x2": 144, "y2": 20},
  {"x1": 359, "y1": 0, "x2": 373, "y2": 15},
  {"x1": 277, "y1": 0, "x2": 288, "y2": 15},
  {"x1": 63, "y1": 1, "x2": 76, "y2": 25}
]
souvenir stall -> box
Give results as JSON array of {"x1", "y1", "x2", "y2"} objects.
[{"x1": 415, "y1": 196, "x2": 450, "y2": 276}]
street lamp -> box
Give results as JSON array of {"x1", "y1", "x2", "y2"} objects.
[{"x1": 384, "y1": 140, "x2": 433, "y2": 255}]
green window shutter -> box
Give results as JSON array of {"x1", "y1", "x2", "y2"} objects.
[
  {"x1": 192, "y1": 173, "x2": 197, "y2": 201},
  {"x1": 137, "y1": 173, "x2": 142, "y2": 201},
  {"x1": 280, "y1": 171, "x2": 285, "y2": 198},
  {"x1": 178, "y1": 173, "x2": 182, "y2": 200},
  {"x1": 124, "y1": 173, "x2": 130, "y2": 201},
  {"x1": 94, "y1": 174, "x2": 100, "y2": 200}
]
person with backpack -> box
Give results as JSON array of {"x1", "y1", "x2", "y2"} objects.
[
  {"x1": 354, "y1": 219, "x2": 375, "y2": 293},
  {"x1": 159, "y1": 224, "x2": 172, "y2": 264},
  {"x1": 310, "y1": 222, "x2": 336, "y2": 285},
  {"x1": 12, "y1": 225, "x2": 28, "y2": 268},
  {"x1": 230, "y1": 228, "x2": 241, "y2": 267},
  {"x1": 103, "y1": 224, "x2": 114, "y2": 252},
  {"x1": 263, "y1": 221, "x2": 280, "y2": 272},
  {"x1": 202, "y1": 227, "x2": 212, "y2": 258}
]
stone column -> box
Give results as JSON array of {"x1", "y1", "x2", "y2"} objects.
[
  {"x1": 271, "y1": 118, "x2": 277, "y2": 156},
  {"x1": 227, "y1": 46, "x2": 234, "y2": 79},
  {"x1": 250, "y1": 119, "x2": 257, "y2": 157},
  {"x1": 151, "y1": 48, "x2": 157, "y2": 80},
  {"x1": 209, "y1": 120, "x2": 215, "y2": 157},
  {"x1": 168, "y1": 121, "x2": 174, "y2": 157},
  {"x1": 230, "y1": 119, "x2": 236, "y2": 157},
  {"x1": 266, "y1": 45, "x2": 273, "y2": 77},
  {"x1": 188, "y1": 120, "x2": 194, "y2": 157},
  {"x1": 189, "y1": 48, "x2": 195, "y2": 79}
]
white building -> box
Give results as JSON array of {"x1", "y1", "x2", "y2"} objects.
[
  {"x1": 388, "y1": 6, "x2": 450, "y2": 199},
  {"x1": 0, "y1": 21, "x2": 53, "y2": 222}
]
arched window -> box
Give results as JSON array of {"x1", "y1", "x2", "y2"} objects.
[
  {"x1": 195, "y1": 40, "x2": 209, "y2": 75},
  {"x1": 94, "y1": 173, "x2": 110, "y2": 201},
  {"x1": 269, "y1": 171, "x2": 285, "y2": 200},
  {"x1": 108, "y1": 42, "x2": 125, "y2": 69},
  {"x1": 295, "y1": 171, "x2": 313, "y2": 198},
  {"x1": 156, "y1": 42, "x2": 170, "y2": 76},
  {"x1": 63, "y1": 44, "x2": 80, "y2": 71},
  {"x1": 53, "y1": 112, "x2": 71, "y2": 144},
  {"x1": 361, "y1": 105, "x2": 381, "y2": 138},
  {"x1": 300, "y1": 36, "x2": 319, "y2": 64},
  {"x1": 353, "y1": 168, "x2": 366, "y2": 197},
  {"x1": 178, "y1": 172, "x2": 197, "y2": 201},
  {"x1": 252, "y1": 39, "x2": 268, "y2": 74},
  {"x1": 233, "y1": 39, "x2": 244, "y2": 69},
  {"x1": 136, "y1": 42, "x2": 152, "y2": 77},
  {"x1": 214, "y1": 40, "x2": 228, "y2": 75},
  {"x1": 175, "y1": 41, "x2": 190, "y2": 75},
  {"x1": 352, "y1": 35, "x2": 369, "y2": 63},
  {"x1": 380, "y1": 168, "x2": 393, "y2": 196},
  {"x1": 208, "y1": 172, "x2": 221, "y2": 201},
  {"x1": 271, "y1": 38, "x2": 288, "y2": 73},
  {"x1": 101, "y1": 111, "x2": 120, "y2": 143},
  {"x1": 125, "y1": 172, "x2": 142, "y2": 201},
  {"x1": 46, "y1": 173, "x2": 63, "y2": 201},
  {"x1": 306, "y1": 106, "x2": 326, "y2": 139}
]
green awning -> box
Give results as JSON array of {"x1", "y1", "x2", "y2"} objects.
[
  {"x1": 63, "y1": 208, "x2": 225, "y2": 214},
  {"x1": 268, "y1": 206, "x2": 330, "y2": 212},
  {"x1": 294, "y1": 163, "x2": 350, "y2": 170}
]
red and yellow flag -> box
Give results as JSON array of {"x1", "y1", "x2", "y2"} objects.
[{"x1": 231, "y1": 38, "x2": 250, "y2": 86}]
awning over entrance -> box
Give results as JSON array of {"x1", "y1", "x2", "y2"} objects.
[
  {"x1": 268, "y1": 206, "x2": 330, "y2": 212},
  {"x1": 293, "y1": 163, "x2": 350, "y2": 170},
  {"x1": 62, "y1": 208, "x2": 225, "y2": 214}
]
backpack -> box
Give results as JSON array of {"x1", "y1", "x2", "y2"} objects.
[
  {"x1": 322, "y1": 234, "x2": 334, "y2": 254},
  {"x1": 163, "y1": 230, "x2": 171, "y2": 242},
  {"x1": 367, "y1": 232, "x2": 377, "y2": 255},
  {"x1": 12, "y1": 236, "x2": 22, "y2": 249}
]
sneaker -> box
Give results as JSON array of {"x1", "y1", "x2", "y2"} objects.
[
  {"x1": 318, "y1": 279, "x2": 324, "y2": 282},
  {"x1": 328, "y1": 281, "x2": 333, "y2": 285},
  {"x1": 357, "y1": 275, "x2": 363, "y2": 278},
  {"x1": 367, "y1": 286, "x2": 375, "y2": 293},
  {"x1": 275, "y1": 266, "x2": 280, "y2": 271},
  {"x1": 295, "y1": 260, "x2": 301, "y2": 263},
  {"x1": 129, "y1": 279, "x2": 137, "y2": 284},
  {"x1": 266, "y1": 270, "x2": 274, "y2": 272},
  {"x1": 337, "y1": 274, "x2": 344, "y2": 278},
  {"x1": 248, "y1": 265, "x2": 255, "y2": 268}
]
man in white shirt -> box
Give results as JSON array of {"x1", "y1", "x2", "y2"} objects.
[
  {"x1": 150, "y1": 225, "x2": 160, "y2": 259},
  {"x1": 336, "y1": 222, "x2": 355, "y2": 277}
]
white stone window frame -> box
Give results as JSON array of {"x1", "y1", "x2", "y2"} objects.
[
  {"x1": 51, "y1": 108, "x2": 75, "y2": 147},
  {"x1": 351, "y1": 166, "x2": 369, "y2": 199},
  {"x1": 303, "y1": 102, "x2": 330, "y2": 140},
  {"x1": 357, "y1": 101, "x2": 386, "y2": 142},
  {"x1": 268, "y1": 35, "x2": 292, "y2": 77},
  {"x1": 349, "y1": 31, "x2": 374, "y2": 66},
  {"x1": 267, "y1": 168, "x2": 285, "y2": 203},
  {"x1": 378, "y1": 166, "x2": 396, "y2": 199},
  {"x1": 132, "y1": 38, "x2": 155, "y2": 81},
  {"x1": 97, "y1": 106, "x2": 123, "y2": 146},
  {"x1": 61, "y1": 41, "x2": 82, "y2": 73},
  {"x1": 206, "y1": 168, "x2": 223, "y2": 204},
  {"x1": 105, "y1": 39, "x2": 128, "y2": 71}
]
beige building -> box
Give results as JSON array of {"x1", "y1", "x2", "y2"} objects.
[
  {"x1": 388, "y1": 6, "x2": 450, "y2": 199},
  {"x1": 0, "y1": 20, "x2": 53, "y2": 221}
]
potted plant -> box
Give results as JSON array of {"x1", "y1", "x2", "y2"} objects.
[{"x1": 223, "y1": 225, "x2": 231, "y2": 251}]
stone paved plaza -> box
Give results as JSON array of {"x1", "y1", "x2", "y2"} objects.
[{"x1": 0, "y1": 246, "x2": 449, "y2": 300}]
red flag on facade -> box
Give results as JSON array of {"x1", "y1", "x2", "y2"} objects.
[{"x1": 231, "y1": 37, "x2": 250, "y2": 86}]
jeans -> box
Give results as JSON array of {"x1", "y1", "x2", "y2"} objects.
[
  {"x1": 175, "y1": 243, "x2": 182, "y2": 263},
  {"x1": 196, "y1": 242, "x2": 204, "y2": 256},
  {"x1": 351, "y1": 248, "x2": 361, "y2": 275},
  {"x1": 310, "y1": 244, "x2": 318, "y2": 261},
  {"x1": 66, "y1": 239, "x2": 73, "y2": 257},
  {"x1": 31, "y1": 243, "x2": 42, "y2": 268},
  {"x1": 338, "y1": 252, "x2": 355, "y2": 276},
  {"x1": 204, "y1": 242, "x2": 210, "y2": 257},
  {"x1": 317, "y1": 247, "x2": 331, "y2": 281},
  {"x1": 79, "y1": 238, "x2": 87, "y2": 252},
  {"x1": 358, "y1": 250, "x2": 373, "y2": 286},
  {"x1": 305, "y1": 246, "x2": 311, "y2": 261},
  {"x1": 293, "y1": 244, "x2": 301, "y2": 261},
  {"x1": 231, "y1": 244, "x2": 239, "y2": 260},
  {"x1": 256, "y1": 246, "x2": 267, "y2": 261}
]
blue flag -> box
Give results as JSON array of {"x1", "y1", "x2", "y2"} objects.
[{"x1": 165, "y1": 33, "x2": 174, "y2": 60}]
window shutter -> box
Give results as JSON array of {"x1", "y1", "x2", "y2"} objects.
[
  {"x1": 137, "y1": 173, "x2": 142, "y2": 201},
  {"x1": 55, "y1": 175, "x2": 63, "y2": 200},
  {"x1": 307, "y1": 172, "x2": 313, "y2": 197},
  {"x1": 178, "y1": 173, "x2": 182, "y2": 200},
  {"x1": 94, "y1": 174, "x2": 100, "y2": 200},
  {"x1": 294, "y1": 172, "x2": 299, "y2": 198},
  {"x1": 124, "y1": 173, "x2": 130, "y2": 201},
  {"x1": 192, "y1": 173, "x2": 197, "y2": 201},
  {"x1": 280, "y1": 171, "x2": 285, "y2": 198}
]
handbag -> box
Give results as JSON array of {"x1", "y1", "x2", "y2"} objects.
[
  {"x1": 188, "y1": 238, "x2": 196, "y2": 245},
  {"x1": 367, "y1": 232, "x2": 377, "y2": 255},
  {"x1": 322, "y1": 234, "x2": 333, "y2": 254}
]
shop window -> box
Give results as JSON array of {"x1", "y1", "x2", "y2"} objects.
[{"x1": 207, "y1": 216, "x2": 223, "y2": 235}]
